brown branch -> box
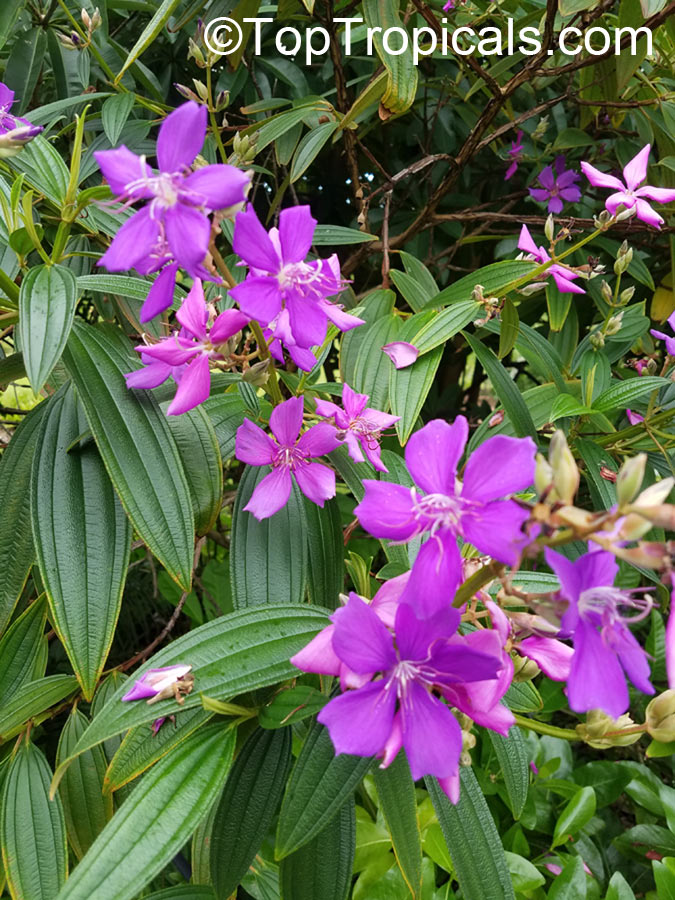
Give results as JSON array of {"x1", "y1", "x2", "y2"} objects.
[{"x1": 430, "y1": 211, "x2": 675, "y2": 234}]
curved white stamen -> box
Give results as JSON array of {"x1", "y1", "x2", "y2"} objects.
[{"x1": 578, "y1": 585, "x2": 653, "y2": 625}]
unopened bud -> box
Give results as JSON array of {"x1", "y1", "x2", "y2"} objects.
[
  {"x1": 518, "y1": 282, "x2": 547, "y2": 296},
  {"x1": 555, "y1": 505, "x2": 596, "y2": 531},
  {"x1": 619, "y1": 286, "x2": 635, "y2": 305},
  {"x1": 626, "y1": 503, "x2": 675, "y2": 531},
  {"x1": 646, "y1": 690, "x2": 675, "y2": 742},
  {"x1": 192, "y1": 79, "x2": 209, "y2": 103},
  {"x1": 532, "y1": 116, "x2": 549, "y2": 140},
  {"x1": 544, "y1": 214, "x2": 555, "y2": 243},
  {"x1": 56, "y1": 31, "x2": 79, "y2": 50},
  {"x1": 81, "y1": 7, "x2": 91, "y2": 28},
  {"x1": 615, "y1": 205, "x2": 637, "y2": 223},
  {"x1": 91, "y1": 8, "x2": 101, "y2": 29},
  {"x1": 594, "y1": 209, "x2": 613, "y2": 228},
  {"x1": 605, "y1": 312, "x2": 624, "y2": 336},
  {"x1": 174, "y1": 83, "x2": 200, "y2": 103},
  {"x1": 512, "y1": 654, "x2": 540, "y2": 681},
  {"x1": 0, "y1": 123, "x2": 44, "y2": 157},
  {"x1": 613, "y1": 541, "x2": 669, "y2": 569},
  {"x1": 215, "y1": 90, "x2": 229, "y2": 112},
  {"x1": 617, "y1": 240, "x2": 631, "y2": 259},
  {"x1": 534, "y1": 452, "x2": 554, "y2": 498},
  {"x1": 576, "y1": 710, "x2": 640, "y2": 748},
  {"x1": 600, "y1": 280, "x2": 612, "y2": 303},
  {"x1": 188, "y1": 37, "x2": 206, "y2": 67},
  {"x1": 616, "y1": 453, "x2": 646, "y2": 506},
  {"x1": 471, "y1": 284, "x2": 485, "y2": 303},
  {"x1": 243, "y1": 358, "x2": 271, "y2": 387},
  {"x1": 549, "y1": 431, "x2": 579, "y2": 504},
  {"x1": 635, "y1": 478, "x2": 675, "y2": 508},
  {"x1": 589, "y1": 330, "x2": 605, "y2": 349}
]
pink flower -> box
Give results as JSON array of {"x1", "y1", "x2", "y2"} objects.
[
  {"x1": 651, "y1": 312, "x2": 675, "y2": 356},
  {"x1": 518, "y1": 225, "x2": 585, "y2": 294},
  {"x1": 122, "y1": 664, "x2": 192, "y2": 702},
  {"x1": 529, "y1": 155, "x2": 581, "y2": 214},
  {"x1": 505, "y1": 131, "x2": 524, "y2": 181},
  {"x1": 581, "y1": 145, "x2": 675, "y2": 229},
  {"x1": 381, "y1": 341, "x2": 419, "y2": 369},
  {"x1": 626, "y1": 409, "x2": 645, "y2": 426}
]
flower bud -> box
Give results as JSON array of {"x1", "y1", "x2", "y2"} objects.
[
  {"x1": 617, "y1": 240, "x2": 631, "y2": 259},
  {"x1": 646, "y1": 690, "x2": 675, "y2": 742},
  {"x1": 594, "y1": 210, "x2": 613, "y2": 228},
  {"x1": 605, "y1": 312, "x2": 624, "y2": 336},
  {"x1": 518, "y1": 282, "x2": 547, "y2": 296},
  {"x1": 615, "y1": 205, "x2": 637, "y2": 223},
  {"x1": 619, "y1": 286, "x2": 635, "y2": 305},
  {"x1": 0, "y1": 123, "x2": 44, "y2": 158},
  {"x1": 81, "y1": 7, "x2": 91, "y2": 28},
  {"x1": 174, "y1": 83, "x2": 200, "y2": 103},
  {"x1": 589, "y1": 330, "x2": 605, "y2": 349},
  {"x1": 56, "y1": 31, "x2": 79, "y2": 50},
  {"x1": 613, "y1": 541, "x2": 669, "y2": 569},
  {"x1": 576, "y1": 710, "x2": 640, "y2": 748},
  {"x1": 626, "y1": 504, "x2": 675, "y2": 531},
  {"x1": 544, "y1": 214, "x2": 555, "y2": 243},
  {"x1": 549, "y1": 431, "x2": 579, "y2": 504},
  {"x1": 534, "y1": 452, "x2": 554, "y2": 498},
  {"x1": 192, "y1": 79, "x2": 209, "y2": 103},
  {"x1": 215, "y1": 90, "x2": 230, "y2": 112},
  {"x1": 634, "y1": 477, "x2": 675, "y2": 508},
  {"x1": 91, "y1": 8, "x2": 102, "y2": 29},
  {"x1": 616, "y1": 453, "x2": 646, "y2": 507},
  {"x1": 242, "y1": 358, "x2": 271, "y2": 387},
  {"x1": 554, "y1": 505, "x2": 596, "y2": 531},
  {"x1": 532, "y1": 116, "x2": 549, "y2": 140},
  {"x1": 512, "y1": 653, "x2": 540, "y2": 681},
  {"x1": 188, "y1": 37, "x2": 206, "y2": 67},
  {"x1": 600, "y1": 280, "x2": 612, "y2": 303}
]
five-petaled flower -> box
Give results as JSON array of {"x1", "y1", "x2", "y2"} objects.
[
  {"x1": 315, "y1": 383, "x2": 399, "y2": 473},
  {"x1": 125, "y1": 278, "x2": 249, "y2": 415},
  {"x1": 235, "y1": 396, "x2": 341, "y2": 519},
  {"x1": 529, "y1": 155, "x2": 581, "y2": 214},
  {"x1": 354, "y1": 417, "x2": 536, "y2": 618},
  {"x1": 122, "y1": 664, "x2": 194, "y2": 704},
  {"x1": 505, "y1": 130, "x2": 524, "y2": 181},
  {"x1": 94, "y1": 101, "x2": 250, "y2": 286},
  {"x1": 230, "y1": 205, "x2": 364, "y2": 371},
  {"x1": 545, "y1": 546, "x2": 654, "y2": 717},
  {"x1": 518, "y1": 225, "x2": 585, "y2": 295},
  {"x1": 581, "y1": 144, "x2": 675, "y2": 229}
]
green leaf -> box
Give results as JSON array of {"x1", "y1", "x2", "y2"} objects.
[
  {"x1": 145, "y1": 890, "x2": 215, "y2": 900},
  {"x1": 291, "y1": 121, "x2": 338, "y2": 182},
  {"x1": 211, "y1": 727, "x2": 292, "y2": 899},
  {"x1": 258, "y1": 685, "x2": 328, "y2": 729},
  {"x1": 426, "y1": 769, "x2": 515, "y2": 900},
  {"x1": 390, "y1": 315, "x2": 443, "y2": 443},
  {"x1": 547, "y1": 855, "x2": 586, "y2": 899},
  {"x1": 276, "y1": 721, "x2": 372, "y2": 859},
  {"x1": 56, "y1": 708, "x2": 113, "y2": 859},
  {"x1": 304, "y1": 496, "x2": 344, "y2": 608},
  {"x1": 230, "y1": 465, "x2": 308, "y2": 608},
  {"x1": 62, "y1": 321, "x2": 195, "y2": 590},
  {"x1": 488, "y1": 728, "x2": 529, "y2": 818},
  {"x1": 399, "y1": 252, "x2": 439, "y2": 306},
  {"x1": 373, "y1": 752, "x2": 423, "y2": 898},
  {"x1": 8, "y1": 136, "x2": 70, "y2": 206},
  {"x1": 0, "y1": 674, "x2": 78, "y2": 741},
  {"x1": 0, "y1": 596, "x2": 47, "y2": 699},
  {"x1": 31, "y1": 384, "x2": 131, "y2": 698},
  {"x1": 613, "y1": 824, "x2": 675, "y2": 859},
  {"x1": 605, "y1": 871, "x2": 636, "y2": 900},
  {"x1": 547, "y1": 280, "x2": 573, "y2": 332},
  {"x1": 424, "y1": 261, "x2": 536, "y2": 310},
  {"x1": 340, "y1": 290, "x2": 395, "y2": 386},
  {"x1": 77, "y1": 273, "x2": 186, "y2": 305},
  {"x1": 53, "y1": 605, "x2": 328, "y2": 776},
  {"x1": 361, "y1": 0, "x2": 418, "y2": 114},
  {"x1": 101, "y1": 93, "x2": 135, "y2": 146},
  {"x1": 550, "y1": 394, "x2": 594, "y2": 422},
  {"x1": 55, "y1": 724, "x2": 236, "y2": 900},
  {"x1": 552, "y1": 786, "x2": 596, "y2": 848},
  {"x1": 504, "y1": 680, "x2": 544, "y2": 713},
  {"x1": 0, "y1": 0, "x2": 25, "y2": 53},
  {"x1": 103, "y1": 707, "x2": 213, "y2": 794},
  {"x1": 3, "y1": 29, "x2": 46, "y2": 116},
  {"x1": 313, "y1": 225, "x2": 376, "y2": 245},
  {"x1": 573, "y1": 761, "x2": 632, "y2": 807},
  {"x1": 27, "y1": 94, "x2": 113, "y2": 127},
  {"x1": 115, "y1": 0, "x2": 183, "y2": 81},
  {"x1": 504, "y1": 852, "x2": 545, "y2": 892},
  {"x1": 0, "y1": 350, "x2": 25, "y2": 386},
  {"x1": 575, "y1": 439, "x2": 617, "y2": 509},
  {"x1": 482, "y1": 318, "x2": 567, "y2": 390},
  {"x1": 410, "y1": 300, "x2": 481, "y2": 356},
  {"x1": 0, "y1": 403, "x2": 47, "y2": 635},
  {"x1": 165, "y1": 404, "x2": 222, "y2": 536},
  {"x1": 279, "y1": 797, "x2": 355, "y2": 900},
  {"x1": 389, "y1": 270, "x2": 430, "y2": 313},
  {"x1": 592, "y1": 376, "x2": 668, "y2": 413},
  {"x1": 249, "y1": 105, "x2": 319, "y2": 154},
  {"x1": 463, "y1": 331, "x2": 538, "y2": 439},
  {"x1": 202, "y1": 394, "x2": 246, "y2": 460},
  {"x1": 1, "y1": 741, "x2": 68, "y2": 900},
  {"x1": 498, "y1": 297, "x2": 520, "y2": 359},
  {"x1": 350, "y1": 314, "x2": 401, "y2": 411}
]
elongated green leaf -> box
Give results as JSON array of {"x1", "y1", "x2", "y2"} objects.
[
  {"x1": 483, "y1": 318, "x2": 567, "y2": 390},
  {"x1": 410, "y1": 300, "x2": 481, "y2": 355},
  {"x1": 340, "y1": 290, "x2": 395, "y2": 387},
  {"x1": 55, "y1": 724, "x2": 236, "y2": 900},
  {"x1": 547, "y1": 280, "x2": 573, "y2": 332},
  {"x1": 230, "y1": 465, "x2": 308, "y2": 608},
  {"x1": 373, "y1": 752, "x2": 423, "y2": 898},
  {"x1": 426, "y1": 769, "x2": 515, "y2": 900},
  {"x1": 77, "y1": 273, "x2": 186, "y2": 304},
  {"x1": 101, "y1": 93, "x2": 135, "y2": 146},
  {"x1": 279, "y1": 797, "x2": 355, "y2": 900},
  {"x1": 575, "y1": 439, "x2": 617, "y2": 509},
  {"x1": 0, "y1": 0, "x2": 24, "y2": 53},
  {"x1": 250, "y1": 105, "x2": 320, "y2": 153},
  {"x1": 605, "y1": 871, "x2": 636, "y2": 900},
  {"x1": 53, "y1": 605, "x2": 328, "y2": 778},
  {"x1": 56, "y1": 708, "x2": 112, "y2": 859},
  {"x1": 3, "y1": 29, "x2": 46, "y2": 116},
  {"x1": 463, "y1": 331, "x2": 538, "y2": 440},
  {"x1": 31, "y1": 384, "x2": 131, "y2": 698},
  {"x1": 145, "y1": 890, "x2": 215, "y2": 900},
  {"x1": 211, "y1": 727, "x2": 292, "y2": 899},
  {"x1": 0, "y1": 675, "x2": 78, "y2": 741},
  {"x1": 552, "y1": 786, "x2": 596, "y2": 848},
  {"x1": 165, "y1": 403, "x2": 222, "y2": 536},
  {"x1": 259, "y1": 685, "x2": 327, "y2": 729},
  {"x1": 103, "y1": 707, "x2": 212, "y2": 794},
  {"x1": 276, "y1": 721, "x2": 371, "y2": 859},
  {"x1": 62, "y1": 321, "x2": 195, "y2": 589},
  {"x1": 400, "y1": 252, "x2": 439, "y2": 304},
  {"x1": 8, "y1": 136, "x2": 70, "y2": 205},
  {"x1": 1, "y1": 741, "x2": 68, "y2": 900},
  {"x1": 0, "y1": 596, "x2": 47, "y2": 699},
  {"x1": 424, "y1": 261, "x2": 536, "y2": 310},
  {"x1": 547, "y1": 856, "x2": 586, "y2": 899},
  {"x1": 488, "y1": 728, "x2": 529, "y2": 819},
  {"x1": 592, "y1": 376, "x2": 668, "y2": 413},
  {"x1": 19, "y1": 264, "x2": 78, "y2": 393},
  {"x1": 351, "y1": 315, "x2": 401, "y2": 411},
  {"x1": 313, "y1": 225, "x2": 376, "y2": 245},
  {"x1": 498, "y1": 297, "x2": 520, "y2": 359},
  {"x1": 390, "y1": 314, "x2": 443, "y2": 443},
  {"x1": 291, "y1": 121, "x2": 338, "y2": 182},
  {"x1": 115, "y1": 0, "x2": 183, "y2": 81},
  {"x1": 361, "y1": 0, "x2": 417, "y2": 114},
  {"x1": 0, "y1": 402, "x2": 48, "y2": 635},
  {"x1": 304, "y1": 496, "x2": 343, "y2": 608},
  {"x1": 203, "y1": 394, "x2": 246, "y2": 460}
]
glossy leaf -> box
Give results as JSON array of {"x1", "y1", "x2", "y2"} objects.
[
  {"x1": 276, "y1": 721, "x2": 372, "y2": 859},
  {"x1": 101, "y1": 93, "x2": 135, "y2": 146},
  {"x1": 552, "y1": 786, "x2": 596, "y2": 848},
  {"x1": 8, "y1": 135, "x2": 70, "y2": 205},
  {"x1": 0, "y1": 596, "x2": 47, "y2": 699},
  {"x1": 291, "y1": 121, "x2": 338, "y2": 182},
  {"x1": 115, "y1": 0, "x2": 183, "y2": 81},
  {"x1": 0, "y1": 675, "x2": 78, "y2": 741},
  {"x1": 547, "y1": 855, "x2": 586, "y2": 899},
  {"x1": 259, "y1": 685, "x2": 328, "y2": 729},
  {"x1": 230, "y1": 465, "x2": 308, "y2": 608},
  {"x1": 31, "y1": 384, "x2": 131, "y2": 698},
  {"x1": 55, "y1": 724, "x2": 236, "y2": 900},
  {"x1": 410, "y1": 300, "x2": 481, "y2": 356},
  {"x1": 373, "y1": 752, "x2": 423, "y2": 898},
  {"x1": 423, "y1": 261, "x2": 536, "y2": 310},
  {"x1": 62, "y1": 320, "x2": 195, "y2": 590},
  {"x1": 592, "y1": 376, "x2": 668, "y2": 413},
  {"x1": 203, "y1": 393, "x2": 246, "y2": 460},
  {"x1": 1, "y1": 741, "x2": 68, "y2": 900},
  {"x1": 211, "y1": 727, "x2": 292, "y2": 899}
]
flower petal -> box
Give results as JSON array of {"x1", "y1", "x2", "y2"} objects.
[
  {"x1": 293, "y1": 461, "x2": 336, "y2": 506},
  {"x1": 286, "y1": 295, "x2": 328, "y2": 348},
  {"x1": 270, "y1": 396, "x2": 303, "y2": 446},
  {"x1": 232, "y1": 205, "x2": 280, "y2": 272},
  {"x1": 235, "y1": 418, "x2": 276, "y2": 466},
  {"x1": 462, "y1": 435, "x2": 536, "y2": 502},
  {"x1": 290, "y1": 624, "x2": 341, "y2": 676},
  {"x1": 296, "y1": 422, "x2": 340, "y2": 458},
  {"x1": 125, "y1": 360, "x2": 172, "y2": 389},
  {"x1": 229, "y1": 276, "x2": 283, "y2": 324},
  {"x1": 517, "y1": 224, "x2": 541, "y2": 258},
  {"x1": 98, "y1": 208, "x2": 160, "y2": 272},
  {"x1": 398, "y1": 532, "x2": 463, "y2": 618},
  {"x1": 94, "y1": 146, "x2": 153, "y2": 198},
  {"x1": 567, "y1": 620, "x2": 629, "y2": 717},
  {"x1": 318, "y1": 681, "x2": 396, "y2": 757},
  {"x1": 635, "y1": 198, "x2": 664, "y2": 229},
  {"x1": 518, "y1": 637, "x2": 573, "y2": 680},
  {"x1": 182, "y1": 164, "x2": 250, "y2": 210},
  {"x1": 244, "y1": 465, "x2": 293, "y2": 520},
  {"x1": 331, "y1": 593, "x2": 396, "y2": 673},
  {"x1": 140, "y1": 263, "x2": 178, "y2": 323},
  {"x1": 278, "y1": 205, "x2": 316, "y2": 264},
  {"x1": 164, "y1": 204, "x2": 211, "y2": 276},
  {"x1": 354, "y1": 481, "x2": 419, "y2": 541},
  {"x1": 461, "y1": 499, "x2": 530, "y2": 566},
  {"x1": 210, "y1": 308, "x2": 249, "y2": 344},
  {"x1": 156, "y1": 101, "x2": 206, "y2": 173},
  {"x1": 623, "y1": 144, "x2": 650, "y2": 191},
  {"x1": 405, "y1": 417, "x2": 468, "y2": 496},
  {"x1": 401, "y1": 683, "x2": 462, "y2": 781},
  {"x1": 394, "y1": 601, "x2": 460, "y2": 661},
  {"x1": 634, "y1": 185, "x2": 675, "y2": 204},
  {"x1": 609, "y1": 624, "x2": 654, "y2": 696},
  {"x1": 381, "y1": 341, "x2": 419, "y2": 369},
  {"x1": 167, "y1": 352, "x2": 211, "y2": 415},
  {"x1": 176, "y1": 278, "x2": 208, "y2": 339},
  {"x1": 605, "y1": 191, "x2": 635, "y2": 216},
  {"x1": 580, "y1": 160, "x2": 625, "y2": 192}
]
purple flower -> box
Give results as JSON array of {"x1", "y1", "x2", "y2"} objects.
[
  {"x1": 626, "y1": 409, "x2": 645, "y2": 426},
  {"x1": 381, "y1": 341, "x2": 419, "y2": 369},
  {"x1": 667, "y1": 574, "x2": 675, "y2": 690},
  {"x1": 122, "y1": 664, "x2": 193, "y2": 702},
  {"x1": 315, "y1": 383, "x2": 399, "y2": 473},
  {"x1": 235, "y1": 396, "x2": 341, "y2": 519},
  {"x1": 0, "y1": 83, "x2": 43, "y2": 157},
  {"x1": 94, "y1": 101, "x2": 250, "y2": 283},
  {"x1": 518, "y1": 225, "x2": 585, "y2": 294},
  {"x1": 126, "y1": 278, "x2": 249, "y2": 415},
  {"x1": 545, "y1": 546, "x2": 654, "y2": 717},
  {"x1": 529, "y1": 156, "x2": 581, "y2": 214},
  {"x1": 354, "y1": 417, "x2": 536, "y2": 618},
  {"x1": 581, "y1": 144, "x2": 675, "y2": 229},
  {"x1": 505, "y1": 130, "x2": 524, "y2": 181},
  {"x1": 651, "y1": 311, "x2": 675, "y2": 356},
  {"x1": 230, "y1": 205, "x2": 364, "y2": 371},
  {"x1": 295, "y1": 592, "x2": 502, "y2": 797}
]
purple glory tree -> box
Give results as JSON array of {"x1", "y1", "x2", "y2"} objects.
[
  {"x1": 529, "y1": 156, "x2": 581, "y2": 214},
  {"x1": 235, "y1": 396, "x2": 341, "y2": 519},
  {"x1": 0, "y1": 82, "x2": 43, "y2": 153},
  {"x1": 354, "y1": 417, "x2": 536, "y2": 618},
  {"x1": 230, "y1": 205, "x2": 364, "y2": 370},
  {"x1": 94, "y1": 101, "x2": 251, "y2": 307},
  {"x1": 315, "y1": 383, "x2": 400, "y2": 472},
  {"x1": 518, "y1": 225, "x2": 586, "y2": 294},
  {"x1": 125, "y1": 278, "x2": 249, "y2": 415},
  {"x1": 581, "y1": 144, "x2": 675, "y2": 229},
  {"x1": 293, "y1": 592, "x2": 503, "y2": 800},
  {"x1": 545, "y1": 546, "x2": 654, "y2": 717}
]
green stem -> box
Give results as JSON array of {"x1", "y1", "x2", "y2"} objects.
[
  {"x1": 206, "y1": 67, "x2": 228, "y2": 165},
  {"x1": 453, "y1": 560, "x2": 504, "y2": 608},
  {"x1": 51, "y1": 222, "x2": 71, "y2": 264},
  {"x1": 0, "y1": 269, "x2": 20, "y2": 306},
  {"x1": 250, "y1": 320, "x2": 283, "y2": 406},
  {"x1": 513, "y1": 714, "x2": 579, "y2": 741}
]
